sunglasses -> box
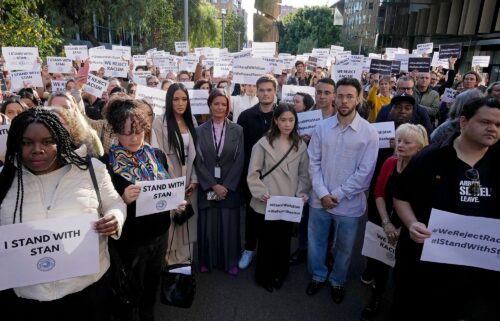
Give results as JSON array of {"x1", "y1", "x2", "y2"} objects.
[{"x1": 465, "y1": 168, "x2": 480, "y2": 196}]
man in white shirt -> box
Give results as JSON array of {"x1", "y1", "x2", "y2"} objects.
[{"x1": 306, "y1": 78, "x2": 379, "y2": 304}]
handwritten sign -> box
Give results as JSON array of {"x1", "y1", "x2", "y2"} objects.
[
  {"x1": 175, "y1": 41, "x2": 189, "y2": 53},
  {"x1": 422, "y1": 209, "x2": 500, "y2": 272},
  {"x1": 10, "y1": 71, "x2": 43, "y2": 91},
  {"x1": 361, "y1": 221, "x2": 397, "y2": 267},
  {"x1": 281, "y1": 85, "x2": 316, "y2": 104},
  {"x1": 297, "y1": 109, "x2": 322, "y2": 136},
  {"x1": 439, "y1": 43, "x2": 461, "y2": 59},
  {"x1": 0, "y1": 214, "x2": 99, "y2": 291},
  {"x1": 371, "y1": 121, "x2": 395, "y2": 149},
  {"x1": 83, "y1": 74, "x2": 108, "y2": 98},
  {"x1": 47, "y1": 57, "x2": 73, "y2": 74},
  {"x1": 471, "y1": 56, "x2": 490, "y2": 68},
  {"x1": 135, "y1": 177, "x2": 186, "y2": 217},
  {"x1": 232, "y1": 58, "x2": 267, "y2": 85},
  {"x1": 188, "y1": 89, "x2": 210, "y2": 115},
  {"x1": 64, "y1": 45, "x2": 89, "y2": 60},
  {"x1": 2, "y1": 47, "x2": 39, "y2": 71},
  {"x1": 265, "y1": 196, "x2": 304, "y2": 223}
]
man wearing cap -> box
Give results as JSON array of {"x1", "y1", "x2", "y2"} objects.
[{"x1": 375, "y1": 76, "x2": 433, "y2": 135}]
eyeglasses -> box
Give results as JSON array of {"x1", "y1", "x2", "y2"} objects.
[{"x1": 465, "y1": 168, "x2": 480, "y2": 196}]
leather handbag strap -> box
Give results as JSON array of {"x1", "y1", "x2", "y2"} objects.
[
  {"x1": 259, "y1": 144, "x2": 294, "y2": 180},
  {"x1": 87, "y1": 156, "x2": 103, "y2": 218}
]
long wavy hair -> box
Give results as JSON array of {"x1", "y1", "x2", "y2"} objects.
[
  {"x1": 163, "y1": 83, "x2": 197, "y2": 165},
  {"x1": 0, "y1": 108, "x2": 87, "y2": 223}
]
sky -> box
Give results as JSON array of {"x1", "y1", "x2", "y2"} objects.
[{"x1": 241, "y1": 0, "x2": 334, "y2": 41}]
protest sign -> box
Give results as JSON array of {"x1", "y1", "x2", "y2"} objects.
[
  {"x1": 265, "y1": 196, "x2": 304, "y2": 223},
  {"x1": 10, "y1": 71, "x2": 43, "y2": 91},
  {"x1": 262, "y1": 57, "x2": 284, "y2": 75},
  {"x1": 307, "y1": 56, "x2": 318, "y2": 72},
  {"x1": 232, "y1": 58, "x2": 267, "y2": 85},
  {"x1": 188, "y1": 89, "x2": 210, "y2": 114},
  {"x1": 179, "y1": 56, "x2": 199, "y2": 73},
  {"x1": 391, "y1": 60, "x2": 401, "y2": 74},
  {"x1": 422, "y1": 209, "x2": 500, "y2": 272},
  {"x1": 132, "y1": 71, "x2": 152, "y2": 86},
  {"x1": 252, "y1": 42, "x2": 276, "y2": 58},
  {"x1": 281, "y1": 85, "x2": 316, "y2": 104},
  {"x1": 175, "y1": 41, "x2": 189, "y2": 53},
  {"x1": 195, "y1": 47, "x2": 219, "y2": 60},
  {"x1": 132, "y1": 55, "x2": 147, "y2": 67},
  {"x1": 47, "y1": 57, "x2": 73, "y2": 74},
  {"x1": 135, "y1": 177, "x2": 186, "y2": 217},
  {"x1": 83, "y1": 74, "x2": 108, "y2": 98},
  {"x1": 442, "y1": 88, "x2": 459, "y2": 103},
  {"x1": 332, "y1": 65, "x2": 363, "y2": 83},
  {"x1": 369, "y1": 59, "x2": 392, "y2": 75},
  {"x1": 135, "y1": 85, "x2": 166, "y2": 115},
  {"x1": 64, "y1": 45, "x2": 89, "y2": 60},
  {"x1": 297, "y1": 109, "x2": 322, "y2": 136},
  {"x1": 431, "y1": 52, "x2": 450, "y2": 69},
  {"x1": 0, "y1": 214, "x2": 99, "y2": 291},
  {"x1": 51, "y1": 80, "x2": 67, "y2": 93},
  {"x1": 2, "y1": 47, "x2": 39, "y2": 71},
  {"x1": 330, "y1": 45, "x2": 344, "y2": 57},
  {"x1": 371, "y1": 121, "x2": 395, "y2": 149},
  {"x1": 0, "y1": 124, "x2": 9, "y2": 160},
  {"x1": 213, "y1": 61, "x2": 232, "y2": 78},
  {"x1": 0, "y1": 73, "x2": 7, "y2": 91},
  {"x1": 103, "y1": 58, "x2": 129, "y2": 78},
  {"x1": 408, "y1": 57, "x2": 431, "y2": 72},
  {"x1": 416, "y1": 42, "x2": 433, "y2": 55},
  {"x1": 439, "y1": 43, "x2": 461, "y2": 59},
  {"x1": 471, "y1": 56, "x2": 491, "y2": 68},
  {"x1": 111, "y1": 45, "x2": 132, "y2": 60},
  {"x1": 361, "y1": 221, "x2": 397, "y2": 267}
]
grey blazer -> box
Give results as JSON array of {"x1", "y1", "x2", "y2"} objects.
[{"x1": 194, "y1": 119, "x2": 244, "y2": 209}]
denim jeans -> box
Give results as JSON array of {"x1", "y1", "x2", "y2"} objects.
[{"x1": 307, "y1": 206, "x2": 361, "y2": 286}]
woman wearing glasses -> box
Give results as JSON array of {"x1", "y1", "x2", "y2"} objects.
[{"x1": 361, "y1": 123, "x2": 428, "y2": 320}]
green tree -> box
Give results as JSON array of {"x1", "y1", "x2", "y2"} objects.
[
  {"x1": 0, "y1": 0, "x2": 63, "y2": 57},
  {"x1": 187, "y1": 0, "x2": 221, "y2": 48},
  {"x1": 142, "y1": 0, "x2": 182, "y2": 52},
  {"x1": 278, "y1": 6, "x2": 341, "y2": 55},
  {"x1": 223, "y1": 11, "x2": 246, "y2": 52}
]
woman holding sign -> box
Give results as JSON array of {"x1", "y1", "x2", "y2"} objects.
[
  {"x1": 247, "y1": 103, "x2": 311, "y2": 292},
  {"x1": 194, "y1": 89, "x2": 244, "y2": 275},
  {"x1": 103, "y1": 97, "x2": 186, "y2": 321},
  {"x1": 367, "y1": 74, "x2": 392, "y2": 123},
  {"x1": 152, "y1": 83, "x2": 199, "y2": 267},
  {"x1": 0, "y1": 108, "x2": 126, "y2": 321}
]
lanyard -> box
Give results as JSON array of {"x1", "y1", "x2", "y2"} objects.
[{"x1": 212, "y1": 120, "x2": 226, "y2": 163}]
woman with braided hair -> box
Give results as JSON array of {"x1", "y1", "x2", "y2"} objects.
[{"x1": 0, "y1": 108, "x2": 126, "y2": 321}]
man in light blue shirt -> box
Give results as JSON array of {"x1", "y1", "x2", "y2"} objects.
[{"x1": 306, "y1": 78, "x2": 379, "y2": 304}]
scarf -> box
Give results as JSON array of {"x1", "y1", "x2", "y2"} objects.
[{"x1": 109, "y1": 143, "x2": 168, "y2": 183}]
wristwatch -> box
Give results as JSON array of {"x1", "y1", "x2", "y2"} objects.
[{"x1": 381, "y1": 219, "x2": 391, "y2": 226}]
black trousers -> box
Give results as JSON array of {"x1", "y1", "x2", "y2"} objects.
[
  {"x1": 255, "y1": 219, "x2": 293, "y2": 287},
  {"x1": 243, "y1": 200, "x2": 262, "y2": 251}
]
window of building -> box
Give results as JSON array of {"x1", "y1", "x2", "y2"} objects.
[{"x1": 368, "y1": 2, "x2": 374, "y2": 10}]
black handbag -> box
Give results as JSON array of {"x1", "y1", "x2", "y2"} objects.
[
  {"x1": 160, "y1": 223, "x2": 196, "y2": 308},
  {"x1": 88, "y1": 157, "x2": 139, "y2": 306},
  {"x1": 172, "y1": 203, "x2": 195, "y2": 226}
]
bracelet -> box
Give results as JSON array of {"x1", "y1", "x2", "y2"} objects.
[{"x1": 381, "y1": 219, "x2": 391, "y2": 226}]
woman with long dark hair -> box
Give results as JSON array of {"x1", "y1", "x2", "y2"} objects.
[
  {"x1": 247, "y1": 103, "x2": 311, "y2": 292},
  {"x1": 0, "y1": 108, "x2": 125, "y2": 321},
  {"x1": 153, "y1": 83, "x2": 199, "y2": 266}
]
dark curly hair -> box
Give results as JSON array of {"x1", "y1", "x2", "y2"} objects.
[
  {"x1": 0, "y1": 108, "x2": 87, "y2": 223},
  {"x1": 105, "y1": 97, "x2": 151, "y2": 135}
]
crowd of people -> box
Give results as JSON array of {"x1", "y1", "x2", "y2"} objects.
[{"x1": 0, "y1": 45, "x2": 499, "y2": 321}]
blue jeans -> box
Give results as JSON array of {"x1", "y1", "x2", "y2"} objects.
[{"x1": 307, "y1": 206, "x2": 360, "y2": 286}]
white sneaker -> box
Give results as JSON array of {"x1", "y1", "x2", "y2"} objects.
[{"x1": 238, "y1": 250, "x2": 255, "y2": 269}]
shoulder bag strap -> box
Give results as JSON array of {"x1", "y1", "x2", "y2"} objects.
[
  {"x1": 259, "y1": 144, "x2": 294, "y2": 180},
  {"x1": 87, "y1": 156, "x2": 103, "y2": 218}
]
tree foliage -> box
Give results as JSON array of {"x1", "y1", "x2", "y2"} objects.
[
  {"x1": 187, "y1": 0, "x2": 221, "y2": 49},
  {"x1": 142, "y1": 0, "x2": 182, "y2": 52},
  {"x1": 223, "y1": 11, "x2": 246, "y2": 52},
  {"x1": 0, "y1": 0, "x2": 63, "y2": 57},
  {"x1": 278, "y1": 6, "x2": 341, "y2": 55}
]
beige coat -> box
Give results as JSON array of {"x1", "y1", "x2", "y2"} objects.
[
  {"x1": 247, "y1": 137, "x2": 311, "y2": 214},
  {"x1": 152, "y1": 115, "x2": 198, "y2": 263}
]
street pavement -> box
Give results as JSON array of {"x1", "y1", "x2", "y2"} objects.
[{"x1": 156, "y1": 213, "x2": 393, "y2": 321}]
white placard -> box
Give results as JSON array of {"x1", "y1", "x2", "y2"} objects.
[
  {"x1": 175, "y1": 41, "x2": 189, "y2": 53},
  {"x1": 361, "y1": 221, "x2": 397, "y2": 267},
  {"x1": 135, "y1": 177, "x2": 186, "y2": 217},
  {"x1": 416, "y1": 43, "x2": 434, "y2": 55},
  {"x1": 394, "y1": 53, "x2": 418, "y2": 72},
  {"x1": 2, "y1": 47, "x2": 39, "y2": 71},
  {"x1": 371, "y1": 121, "x2": 395, "y2": 149},
  {"x1": 182, "y1": 81, "x2": 194, "y2": 89},
  {"x1": 51, "y1": 80, "x2": 67, "y2": 93},
  {"x1": 112, "y1": 45, "x2": 132, "y2": 60},
  {"x1": 188, "y1": 89, "x2": 210, "y2": 115},
  {"x1": 0, "y1": 124, "x2": 9, "y2": 160},
  {"x1": 442, "y1": 88, "x2": 459, "y2": 103},
  {"x1": 368, "y1": 53, "x2": 382, "y2": 59},
  {"x1": 332, "y1": 65, "x2": 363, "y2": 83},
  {"x1": 213, "y1": 61, "x2": 232, "y2": 78},
  {"x1": 431, "y1": 52, "x2": 449, "y2": 69},
  {"x1": 265, "y1": 196, "x2": 304, "y2": 223},
  {"x1": 252, "y1": 42, "x2": 276, "y2": 58},
  {"x1": 232, "y1": 58, "x2": 267, "y2": 85},
  {"x1": 89, "y1": 49, "x2": 123, "y2": 71},
  {"x1": 132, "y1": 71, "x2": 152, "y2": 86},
  {"x1": 297, "y1": 109, "x2": 322, "y2": 136},
  {"x1": 281, "y1": 55, "x2": 297, "y2": 70},
  {"x1": 10, "y1": 71, "x2": 43, "y2": 91},
  {"x1": 135, "y1": 85, "x2": 167, "y2": 115},
  {"x1": 132, "y1": 55, "x2": 147, "y2": 67},
  {"x1": 261, "y1": 57, "x2": 284, "y2": 75},
  {"x1": 0, "y1": 214, "x2": 99, "y2": 291},
  {"x1": 281, "y1": 85, "x2": 316, "y2": 104},
  {"x1": 330, "y1": 45, "x2": 345, "y2": 57},
  {"x1": 179, "y1": 56, "x2": 199, "y2": 73},
  {"x1": 471, "y1": 56, "x2": 490, "y2": 68},
  {"x1": 46, "y1": 57, "x2": 73, "y2": 74},
  {"x1": 194, "y1": 47, "x2": 220, "y2": 60},
  {"x1": 83, "y1": 74, "x2": 108, "y2": 98},
  {"x1": 64, "y1": 45, "x2": 89, "y2": 60},
  {"x1": 104, "y1": 58, "x2": 129, "y2": 78},
  {"x1": 232, "y1": 49, "x2": 252, "y2": 60},
  {"x1": 421, "y1": 209, "x2": 500, "y2": 272}
]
